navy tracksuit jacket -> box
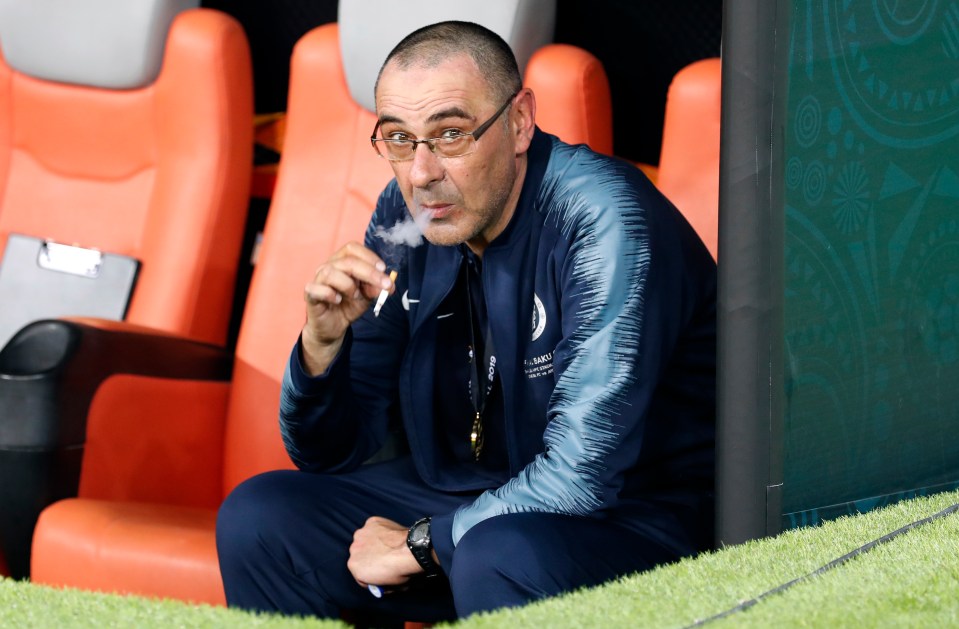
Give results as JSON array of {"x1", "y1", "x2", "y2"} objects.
[{"x1": 280, "y1": 128, "x2": 717, "y2": 571}]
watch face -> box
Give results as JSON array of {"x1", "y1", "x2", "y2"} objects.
[{"x1": 410, "y1": 522, "x2": 429, "y2": 544}]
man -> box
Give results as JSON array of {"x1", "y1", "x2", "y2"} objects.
[{"x1": 217, "y1": 20, "x2": 716, "y2": 624}]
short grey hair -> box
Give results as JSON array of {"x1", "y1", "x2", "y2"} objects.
[{"x1": 375, "y1": 20, "x2": 522, "y2": 105}]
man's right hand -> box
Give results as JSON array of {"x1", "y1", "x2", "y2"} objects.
[{"x1": 300, "y1": 242, "x2": 394, "y2": 376}]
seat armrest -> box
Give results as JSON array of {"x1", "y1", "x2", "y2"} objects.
[
  {"x1": 0, "y1": 317, "x2": 232, "y2": 579},
  {"x1": 0, "y1": 317, "x2": 231, "y2": 447}
]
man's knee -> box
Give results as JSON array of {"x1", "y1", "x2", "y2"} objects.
[
  {"x1": 446, "y1": 512, "x2": 671, "y2": 617},
  {"x1": 451, "y1": 516, "x2": 548, "y2": 576},
  {"x1": 448, "y1": 514, "x2": 563, "y2": 614},
  {"x1": 217, "y1": 470, "x2": 351, "y2": 616},
  {"x1": 216, "y1": 470, "x2": 301, "y2": 559}
]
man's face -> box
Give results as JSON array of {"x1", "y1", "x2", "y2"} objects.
[{"x1": 374, "y1": 54, "x2": 527, "y2": 253}]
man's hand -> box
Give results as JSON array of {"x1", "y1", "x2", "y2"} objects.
[
  {"x1": 348, "y1": 516, "x2": 423, "y2": 590},
  {"x1": 301, "y1": 242, "x2": 395, "y2": 376}
]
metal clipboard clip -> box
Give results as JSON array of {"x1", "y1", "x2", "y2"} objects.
[{"x1": 36, "y1": 240, "x2": 104, "y2": 278}]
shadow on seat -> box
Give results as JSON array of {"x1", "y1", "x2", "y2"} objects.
[{"x1": 27, "y1": 0, "x2": 612, "y2": 613}]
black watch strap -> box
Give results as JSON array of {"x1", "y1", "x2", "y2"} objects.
[{"x1": 406, "y1": 516, "x2": 440, "y2": 577}]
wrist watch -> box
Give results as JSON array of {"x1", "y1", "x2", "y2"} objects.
[{"x1": 406, "y1": 516, "x2": 440, "y2": 577}]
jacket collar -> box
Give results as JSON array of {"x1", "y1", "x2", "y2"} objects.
[
  {"x1": 483, "y1": 127, "x2": 551, "y2": 254},
  {"x1": 410, "y1": 127, "x2": 553, "y2": 331}
]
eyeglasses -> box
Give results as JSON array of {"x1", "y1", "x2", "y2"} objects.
[{"x1": 370, "y1": 91, "x2": 519, "y2": 162}]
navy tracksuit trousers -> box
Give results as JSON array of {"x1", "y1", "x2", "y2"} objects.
[{"x1": 216, "y1": 456, "x2": 682, "y2": 624}]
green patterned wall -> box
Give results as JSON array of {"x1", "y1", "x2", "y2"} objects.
[{"x1": 782, "y1": 0, "x2": 959, "y2": 527}]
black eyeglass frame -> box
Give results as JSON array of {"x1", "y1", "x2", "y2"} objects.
[{"x1": 370, "y1": 91, "x2": 520, "y2": 161}]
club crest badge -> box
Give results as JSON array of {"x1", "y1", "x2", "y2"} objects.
[{"x1": 531, "y1": 292, "x2": 546, "y2": 341}]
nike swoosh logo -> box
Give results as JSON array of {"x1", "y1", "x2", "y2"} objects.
[
  {"x1": 402, "y1": 291, "x2": 419, "y2": 311},
  {"x1": 436, "y1": 313, "x2": 454, "y2": 319}
]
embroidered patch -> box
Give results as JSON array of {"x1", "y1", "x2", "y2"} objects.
[{"x1": 531, "y1": 292, "x2": 547, "y2": 341}]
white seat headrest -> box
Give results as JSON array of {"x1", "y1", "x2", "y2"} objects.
[
  {"x1": 0, "y1": 0, "x2": 199, "y2": 89},
  {"x1": 339, "y1": 0, "x2": 556, "y2": 113}
]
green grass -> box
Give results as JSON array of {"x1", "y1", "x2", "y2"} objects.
[{"x1": 3, "y1": 490, "x2": 959, "y2": 628}]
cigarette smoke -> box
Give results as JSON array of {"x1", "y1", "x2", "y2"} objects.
[
  {"x1": 373, "y1": 211, "x2": 432, "y2": 266},
  {"x1": 375, "y1": 212, "x2": 428, "y2": 247}
]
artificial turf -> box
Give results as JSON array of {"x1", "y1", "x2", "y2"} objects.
[{"x1": 3, "y1": 489, "x2": 958, "y2": 628}]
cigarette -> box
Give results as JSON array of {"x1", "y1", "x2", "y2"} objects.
[
  {"x1": 367, "y1": 584, "x2": 383, "y2": 598},
  {"x1": 373, "y1": 270, "x2": 397, "y2": 317}
]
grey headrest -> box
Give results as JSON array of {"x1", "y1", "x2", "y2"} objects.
[
  {"x1": 339, "y1": 0, "x2": 556, "y2": 113},
  {"x1": 0, "y1": 0, "x2": 199, "y2": 90}
]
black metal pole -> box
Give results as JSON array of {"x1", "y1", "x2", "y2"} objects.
[{"x1": 716, "y1": 0, "x2": 787, "y2": 546}]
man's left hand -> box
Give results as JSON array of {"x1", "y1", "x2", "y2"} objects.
[{"x1": 348, "y1": 516, "x2": 422, "y2": 589}]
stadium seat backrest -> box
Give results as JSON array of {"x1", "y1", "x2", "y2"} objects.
[
  {"x1": 221, "y1": 1, "x2": 613, "y2": 494},
  {"x1": 656, "y1": 58, "x2": 721, "y2": 260},
  {"x1": 0, "y1": 0, "x2": 253, "y2": 345},
  {"x1": 339, "y1": 0, "x2": 556, "y2": 113}
]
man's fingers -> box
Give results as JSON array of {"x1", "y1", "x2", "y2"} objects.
[
  {"x1": 328, "y1": 242, "x2": 390, "y2": 285},
  {"x1": 334, "y1": 241, "x2": 388, "y2": 271},
  {"x1": 304, "y1": 283, "x2": 341, "y2": 307},
  {"x1": 312, "y1": 251, "x2": 394, "y2": 301},
  {"x1": 309, "y1": 266, "x2": 381, "y2": 307}
]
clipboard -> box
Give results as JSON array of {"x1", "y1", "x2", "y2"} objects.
[{"x1": 0, "y1": 234, "x2": 140, "y2": 350}]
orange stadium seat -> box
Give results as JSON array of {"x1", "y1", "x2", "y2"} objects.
[
  {"x1": 0, "y1": 1, "x2": 253, "y2": 347},
  {"x1": 28, "y1": 2, "x2": 612, "y2": 606},
  {"x1": 655, "y1": 58, "x2": 722, "y2": 260},
  {"x1": 0, "y1": 0, "x2": 253, "y2": 581}
]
